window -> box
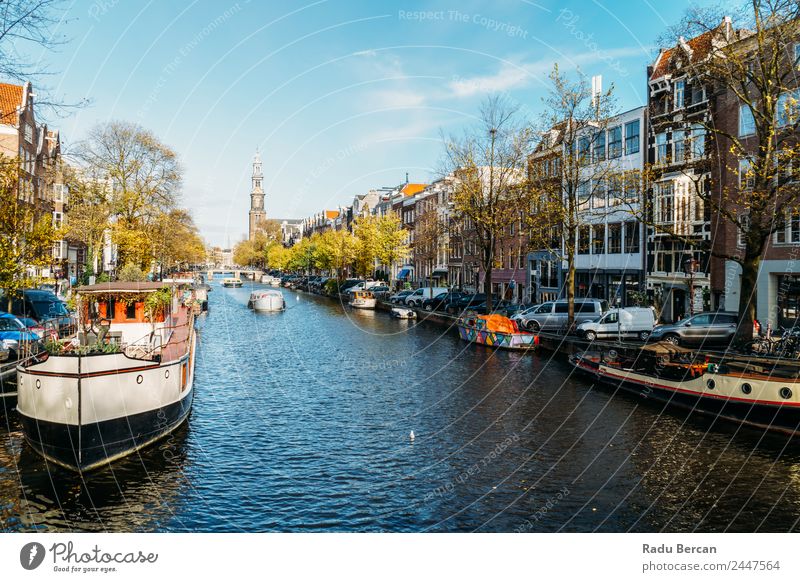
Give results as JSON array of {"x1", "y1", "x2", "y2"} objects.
[
  {"x1": 607, "y1": 174, "x2": 623, "y2": 206},
  {"x1": 739, "y1": 104, "x2": 756, "y2": 137},
  {"x1": 776, "y1": 90, "x2": 800, "y2": 127},
  {"x1": 674, "y1": 79, "x2": 685, "y2": 110},
  {"x1": 592, "y1": 224, "x2": 605, "y2": 255},
  {"x1": 608, "y1": 126, "x2": 622, "y2": 158},
  {"x1": 577, "y1": 181, "x2": 590, "y2": 210},
  {"x1": 24, "y1": 124, "x2": 32, "y2": 143},
  {"x1": 578, "y1": 225, "x2": 590, "y2": 254},
  {"x1": 126, "y1": 303, "x2": 137, "y2": 320},
  {"x1": 624, "y1": 170, "x2": 640, "y2": 202},
  {"x1": 608, "y1": 223, "x2": 622, "y2": 254},
  {"x1": 655, "y1": 132, "x2": 668, "y2": 164},
  {"x1": 690, "y1": 83, "x2": 706, "y2": 105},
  {"x1": 793, "y1": 210, "x2": 800, "y2": 243},
  {"x1": 689, "y1": 124, "x2": 705, "y2": 159},
  {"x1": 593, "y1": 131, "x2": 606, "y2": 161},
  {"x1": 555, "y1": 303, "x2": 569, "y2": 314},
  {"x1": 795, "y1": 43, "x2": 800, "y2": 68},
  {"x1": 578, "y1": 136, "x2": 590, "y2": 163},
  {"x1": 656, "y1": 182, "x2": 674, "y2": 223},
  {"x1": 592, "y1": 179, "x2": 606, "y2": 209},
  {"x1": 673, "y1": 128, "x2": 685, "y2": 164},
  {"x1": 691, "y1": 314, "x2": 711, "y2": 325},
  {"x1": 740, "y1": 158, "x2": 754, "y2": 190},
  {"x1": 625, "y1": 120, "x2": 640, "y2": 154},
  {"x1": 624, "y1": 221, "x2": 640, "y2": 253}
]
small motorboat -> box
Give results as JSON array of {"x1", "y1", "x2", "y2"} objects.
[
  {"x1": 222, "y1": 277, "x2": 242, "y2": 288},
  {"x1": 457, "y1": 314, "x2": 538, "y2": 350},
  {"x1": 261, "y1": 275, "x2": 281, "y2": 286},
  {"x1": 348, "y1": 290, "x2": 376, "y2": 309},
  {"x1": 248, "y1": 290, "x2": 286, "y2": 312},
  {"x1": 390, "y1": 307, "x2": 417, "y2": 319}
]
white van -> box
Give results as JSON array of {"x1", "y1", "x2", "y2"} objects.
[
  {"x1": 405, "y1": 287, "x2": 448, "y2": 307},
  {"x1": 576, "y1": 307, "x2": 656, "y2": 342}
]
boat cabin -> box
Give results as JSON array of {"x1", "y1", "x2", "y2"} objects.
[{"x1": 76, "y1": 282, "x2": 183, "y2": 348}]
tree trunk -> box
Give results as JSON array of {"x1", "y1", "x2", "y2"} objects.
[
  {"x1": 566, "y1": 252, "x2": 575, "y2": 328},
  {"x1": 734, "y1": 254, "x2": 759, "y2": 345},
  {"x1": 484, "y1": 240, "x2": 494, "y2": 312}
]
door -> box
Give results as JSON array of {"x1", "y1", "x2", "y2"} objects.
[
  {"x1": 684, "y1": 313, "x2": 711, "y2": 345},
  {"x1": 709, "y1": 312, "x2": 737, "y2": 344}
]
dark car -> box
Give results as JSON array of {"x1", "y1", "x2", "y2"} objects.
[
  {"x1": 0, "y1": 289, "x2": 73, "y2": 334},
  {"x1": 470, "y1": 300, "x2": 515, "y2": 315},
  {"x1": 421, "y1": 291, "x2": 464, "y2": 312},
  {"x1": 445, "y1": 293, "x2": 497, "y2": 315},
  {"x1": 648, "y1": 311, "x2": 739, "y2": 347}
]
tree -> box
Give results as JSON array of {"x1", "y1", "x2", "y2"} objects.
[
  {"x1": 78, "y1": 121, "x2": 182, "y2": 269},
  {"x1": 414, "y1": 197, "x2": 449, "y2": 299},
  {"x1": 0, "y1": 156, "x2": 59, "y2": 308},
  {"x1": 375, "y1": 212, "x2": 410, "y2": 277},
  {"x1": 61, "y1": 165, "x2": 112, "y2": 278},
  {"x1": 266, "y1": 243, "x2": 290, "y2": 271},
  {"x1": 532, "y1": 65, "x2": 617, "y2": 326},
  {"x1": 352, "y1": 214, "x2": 380, "y2": 279},
  {"x1": 444, "y1": 95, "x2": 533, "y2": 311},
  {"x1": 647, "y1": 1, "x2": 800, "y2": 342},
  {"x1": 151, "y1": 209, "x2": 206, "y2": 275},
  {"x1": 315, "y1": 229, "x2": 356, "y2": 282}
]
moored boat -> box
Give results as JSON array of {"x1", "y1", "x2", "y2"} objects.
[
  {"x1": 16, "y1": 282, "x2": 197, "y2": 472},
  {"x1": 260, "y1": 275, "x2": 281, "y2": 286},
  {"x1": 570, "y1": 343, "x2": 800, "y2": 437},
  {"x1": 248, "y1": 289, "x2": 286, "y2": 312},
  {"x1": 390, "y1": 307, "x2": 417, "y2": 319},
  {"x1": 222, "y1": 277, "x2": 242, "y2": 288},
  {"x1": 457, "y1": 314, "x2": 538, "y2": 350},
  {"x1": 348, "y1": 290, "x2": 376, "y2": 309}
]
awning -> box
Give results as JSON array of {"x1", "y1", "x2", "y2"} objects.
[
  {"x1": 432, "y1": 268, "x2": 448, "y2": 275},
  {"x1": 397, "y1": 268, "x2": 411, "y2": 280}
]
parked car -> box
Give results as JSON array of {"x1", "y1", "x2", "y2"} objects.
[
  {"x1": 501, "y1": 303, "x2": 535, "y2": 318},
  {"x1": 444, "y1": 293, "x2": 497, "y2": 315},
  {"x1": 339, "y1": 279, "x2": 364, "y2": 293},
  {"x1": 518, "y1": 298, "x2": 609, "y2": 332},
  {"x1": 648, "y1": 311, "x2": 739, "y2": 347},
  {"x1": 389, "y1": 290, "x2": 413, "y2": 304},
  {"x1": 0, "y1": 289, "x2": 73, "y2": 336},
  {"x1": 470, "y1": 300, "x2": 515, "y2": 315},
  {"x1": 0, "y1": 312, "x2": 41, "y2": 360},
  {"x1": 421, "y1": 291, "x2": 465, "y2": 312},
  {"x1": 405, "y1": 287, "x2": 449, "y2": 308},
  {"x1": 510, "y1": 303, "x2": 541, "y2": 322},
  {"x1": 576, "y1": 307, "x2": 656, "y2": 341}
]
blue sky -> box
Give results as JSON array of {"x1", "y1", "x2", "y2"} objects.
[{"x1": 37, "y1": 0, "x2": 709, "y2": 246}]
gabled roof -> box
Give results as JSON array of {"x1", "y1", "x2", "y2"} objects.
[
  {"x1": 0, "y1": 82, "x2": 23, "y2": 125},
  {"x1": 650, "y1": 18, "x2": 739, "y2": 81}
]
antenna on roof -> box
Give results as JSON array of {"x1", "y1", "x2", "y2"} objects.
[
  {"x1": 405, "y1": 172, "x2": 409, "y2": 184},
  {"x1": 591, "y1": 75, "x2": 602, "y2": 110}
]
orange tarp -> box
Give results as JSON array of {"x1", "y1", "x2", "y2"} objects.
[{"x1": 477, "y1": 314, "x2": 520, "y2": 334}]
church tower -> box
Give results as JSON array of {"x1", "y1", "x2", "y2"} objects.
[{"x1": 248, "y1": 150, "x2": 266, "y2": 240}]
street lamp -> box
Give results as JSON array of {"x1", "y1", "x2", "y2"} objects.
[{"x1": 682, "y1": 254, "x2": 698, "y2": 317}]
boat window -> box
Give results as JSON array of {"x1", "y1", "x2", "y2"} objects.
[{"x1": 126, "y1": 302, "x2": 137, "y2": 320}]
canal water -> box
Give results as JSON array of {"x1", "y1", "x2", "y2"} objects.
[{"x1": 2, "y1": 282, "x2": 800, "y2": 532}]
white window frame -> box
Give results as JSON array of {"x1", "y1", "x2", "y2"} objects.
[
  {"x1": 674, "y1": 79, "x2": 685, "y2": 110},
  {"x1": 739, "y1": 103, "x2": 756, "y2": 137}
]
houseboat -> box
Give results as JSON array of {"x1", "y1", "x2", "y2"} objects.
[
  {"x1": 348, "y1": 290, "x2": 377, "y2": 309},
  {"x1": 248, "y1": 289, "x2": 286, "y2": 312},
  {"x1": 457, "y1": 314, "x2": 539, "y2": 350},
  {"x1": 16, "y1": 282, "x2": 197, "y2": 472},
  {"x1": 222, "y1": 277, "x2": 242, "y2": 288},
  {"x1": 570, "y1": 343, "x2": 800, "y2": 437}
]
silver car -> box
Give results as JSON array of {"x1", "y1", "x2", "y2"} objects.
[
  {"x1": 519, "y1": 298, "x2": 609, "y2": 332},
  {"x1": 648, "y1": 311, "x2": 739, "y2": 346}
]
